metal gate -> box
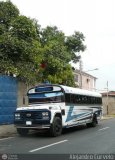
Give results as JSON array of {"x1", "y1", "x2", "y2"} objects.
[{"x1": 0, "y1": 75, "x2": 17, "y2": 124}]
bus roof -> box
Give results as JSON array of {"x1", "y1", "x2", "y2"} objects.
[
  {"x1": 28, "y1": 84, "x2": 101, "y2": 98},
  {"x1": 60, "y1": 85, "x2": 101, "y2": 97}
]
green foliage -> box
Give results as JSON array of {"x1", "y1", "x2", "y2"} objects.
[
  {"x1": 65, "y1": 31, "x2": 86, "y2": 62},
  {"x1": 11, "y1": 16, "x2": 38, "y2": 41},
  {"x1": 39, "y1": 26, "x2": 86, "y2": 86},
  {"x1": 0, "y1": 1, "x2": 86, "y2": 86},
  {"x1": 0, "y1": 0, "x2": 19, "y2": 29},
  {"x1": 0, "y1": 1, "x2": 42, "y2": 84}
]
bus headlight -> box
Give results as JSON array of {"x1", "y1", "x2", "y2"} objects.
[
  {"x1": 15, "y1": 113, "x2": 20, "y2": 120},
  {"x1": 42, "y1": 112, "x2": 49, "y2": 116},
  {"x1": 42, "y1": 112, "x2": 49, "y2": 119}
]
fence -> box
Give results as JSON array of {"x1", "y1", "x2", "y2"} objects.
[{"x1": 0, "y1": 75, "x2": 17, "y2": 124}]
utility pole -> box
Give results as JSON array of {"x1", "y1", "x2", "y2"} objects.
[
  {"x1": 107, "y1": 81, "x2": 109, "y2": 115},
  {"x1": 79, "y1": 59, "x2": 83, "y2": 89}
]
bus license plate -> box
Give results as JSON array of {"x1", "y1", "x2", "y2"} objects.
[{"x1": 26, "y1": 121, "x2": 32, "y2": 125}]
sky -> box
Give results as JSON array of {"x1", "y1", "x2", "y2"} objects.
[{"x1": 4, "y1": 0, "x2": 115, "y2": 91}]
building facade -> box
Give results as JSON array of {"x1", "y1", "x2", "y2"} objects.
[{"x1": 73, "y1": 69, "x2": 97, "y2": 91}]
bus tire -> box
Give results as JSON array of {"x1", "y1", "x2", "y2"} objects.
[
  {"x1": 50, "y1": 117, "x2": 62, "y2": 137},
  {"x1": 17, "y1": 128, "x2": 29, "y2": 136},
  {"x1": 87, "y1": 114, "x2": 97, "y2": 128}
]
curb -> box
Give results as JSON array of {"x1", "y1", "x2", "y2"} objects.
[{"x1": 101, "y1": 116, "x2": 115, "y2": 120}]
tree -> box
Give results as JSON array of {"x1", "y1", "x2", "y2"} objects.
[
  {"x1": 0, "y1": 0, "x2": 19, "y2": 29},
  {"x1": 0, "y1": 1, "x2": 42, "y2": 84},
  {"x1": 0, "y1": 1, "x2": 86, "y2": 86},
  {"x1": 65, "y1": 31, "x2": 86, "y2": 63},
  {"x1": 39, "y1": 26, "x2": 86, "y2": 86}
]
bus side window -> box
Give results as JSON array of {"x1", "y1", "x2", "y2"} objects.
[
  {"x1": 61, "y1": 95, "x2": 65, "y2": 102},
  {"x1": 95, "y1": 97, "x2": 98, "y2": 104},
  {"x1": 65, "y1": 93, "x2": 71, "y2": 103},
  {"x1": 86, "y1": 96, "x2": 89, "y2": 104},
  {"x1": 100, "y1": 98, "x2": 102, "y2": 104},
  {"x1": 97, "y1": 97, "x2": 102, "y2": 104},
  {"x1": 84, "y1": 96, "x2": 88, "y2": 104},
  {"x1": 91, "y1": 97, "x2": 94, "y2": 104},
  {"x1": 71, "y1": 94, "x2": 76, "y2": 104},
  {"x1": 74, "y1": 94, "x2": 78, "y2": 104},
  {"x1": 87, "y1": 96, "x2": 91, "y2": 104},
  {"x1": 77, "y1": 95, "x2": 82, "y2": 104},
  {"x1": 81, "y1": 96, "x2": 86, "y2": 104}
]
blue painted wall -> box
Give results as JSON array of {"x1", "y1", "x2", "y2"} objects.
[{"x1": 0, "y1": 75, "x2": 17, "y2": 124}]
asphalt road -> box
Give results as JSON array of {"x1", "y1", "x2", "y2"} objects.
[{"x1": 0, "y1": 118, "x2": 115, "y2": 159}]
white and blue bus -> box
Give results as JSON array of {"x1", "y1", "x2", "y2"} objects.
[{"x1": 14, "y1": 84, "x2": 102, "y2": 136}]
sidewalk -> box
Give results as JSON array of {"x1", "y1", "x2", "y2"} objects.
[
  {"x1": 0, "y1": 115, "x2": 115, "y2": 138},
  {"x1": 0, "y1": 124, "x2": 17, "y2": 138}
]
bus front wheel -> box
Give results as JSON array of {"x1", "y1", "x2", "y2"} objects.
[{"x1": 50, "y1": 117, "x2": 62, "y2": 137}]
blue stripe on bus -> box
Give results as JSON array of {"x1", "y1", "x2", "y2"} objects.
[{"x1": 65, "y1": 106, "x2": 92, "y2": 122}]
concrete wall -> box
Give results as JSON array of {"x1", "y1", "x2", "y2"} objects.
[
  {"x1": 17, "y1": 82, "x2": 29, "y2": 107},
  {"x1": 102, "y1": 96, "x2": 115, "y2": 115},
  {"x1": 17, "y1": 82, "x2": 38, "y2": 107}
]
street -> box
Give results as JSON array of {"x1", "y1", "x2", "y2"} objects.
[{"x1": 0, "y1": 118, "x2": 115, "y2": 159}]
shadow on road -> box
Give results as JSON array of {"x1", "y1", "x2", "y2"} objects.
[{"x1": 17, "y1": 125, "x2": 89, "y2": 138}]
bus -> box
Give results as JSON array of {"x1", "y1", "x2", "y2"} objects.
[{"x1": 14, "y1": 84, "x2": 102, "y2": 137}]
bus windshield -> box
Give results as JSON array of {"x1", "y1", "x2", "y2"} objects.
[
  {"x1": 27, "y1": 85, "x2": 65, "y2": 104},
  {"x1": 28, "y1": 91, "x2": 64, "y2": 104}
]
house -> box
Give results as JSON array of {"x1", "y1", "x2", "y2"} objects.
[{"x1": 73, "y1": 69, "x2": 97, "y2": 91}]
